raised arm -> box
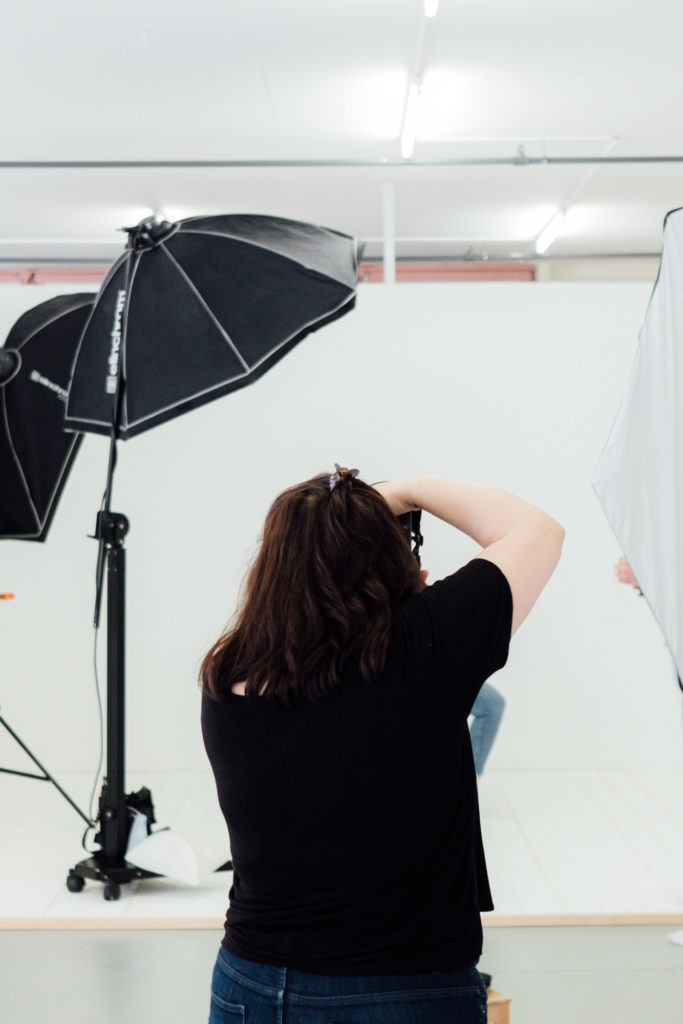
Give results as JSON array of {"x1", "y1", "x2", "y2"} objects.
[{"x1": 374, "y1": 477, "x2": 564, "y2": 636}]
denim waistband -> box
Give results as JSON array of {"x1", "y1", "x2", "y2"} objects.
[{"x1": 216, "y1": 947, "x2": 482, "y2": 999}]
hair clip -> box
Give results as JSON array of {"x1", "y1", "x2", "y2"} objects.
[{"x1": 329, "y1": 463, "x2": 360, "y2": 492}]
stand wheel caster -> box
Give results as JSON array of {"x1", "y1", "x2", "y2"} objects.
[
  {"x1": 66, "y1": 872, "x2": 85, "y2": 893},
  {"x1": 103, "y1": 881, "x2": 120, "y2": 901}
]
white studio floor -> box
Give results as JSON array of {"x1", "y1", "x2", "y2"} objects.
[{"x1": 2, "y1": 769, "x2": 683, "y2": 928}]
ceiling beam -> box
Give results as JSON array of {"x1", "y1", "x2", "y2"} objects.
[
  {"x1": 0, "y1": 253, "x2": 661, "y2": 269},
  {"x1": 1, "y1": 156, "x2": 683, "y2": 170}
]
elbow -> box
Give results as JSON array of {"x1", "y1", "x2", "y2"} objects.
[
  {"x1": 533, "y1": 513, "x2": 564, "y2": 553},
  {"x1": 546, "y1": 517, "x2": 565, "y2": 559}
]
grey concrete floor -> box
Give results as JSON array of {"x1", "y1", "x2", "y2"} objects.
[
  {"x1": 0, "y1": 926, "x2": 681, "y2": 1023},
  {"x1": 481, "y1": 926, "x2": 683, "y2": 1023}
]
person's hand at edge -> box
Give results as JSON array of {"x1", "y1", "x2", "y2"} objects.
[{"x1": 615, "y1": 556, "x2": 641, "y2": 591}]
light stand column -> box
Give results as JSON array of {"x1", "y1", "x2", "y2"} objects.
[
  {"x1": 67, "y1": 510, "x2": 159, "y2": 901},
  {"x1": 100, "y1": 511, "x2": 129, "y2": 866}
]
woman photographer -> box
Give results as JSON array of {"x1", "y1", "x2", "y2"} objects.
[{"x1": 201, "y1": 468, "x2": 563, "y2": 1024}]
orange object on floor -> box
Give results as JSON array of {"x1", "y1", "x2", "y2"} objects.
[{"x1": 487, "y1": 988, "x2": 511, "y2": 1024}]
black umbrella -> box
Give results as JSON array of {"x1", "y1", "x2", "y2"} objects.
[
  {"x1": 0, "y1": 294, "x2": 94, "y2": 540},
  {"x1": 65, "y1": 213, "x2": 360, "y2": 439}
]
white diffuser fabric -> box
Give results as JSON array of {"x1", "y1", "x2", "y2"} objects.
[{"x1": 594, "y1": 206, "x2": 683, "y2": 683}]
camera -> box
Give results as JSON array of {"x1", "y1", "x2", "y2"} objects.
[{"x1": 397, "y1": 510, "x2": 424, "y2": 566}]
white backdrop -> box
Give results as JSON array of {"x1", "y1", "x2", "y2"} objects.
[{"x1": 1, "y1": 281, "x2": 681, "y2": 782}]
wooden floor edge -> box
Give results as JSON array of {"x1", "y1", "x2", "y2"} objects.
[
  {"x1": 2, "y1": 912, "x2": 683, "y2": 931},
  {"x1": 481, "y1": 913, "x2": 683, "y2": 927},
  {"x1": 0, "y1": 918, "x2": 225, "y2": 930}
]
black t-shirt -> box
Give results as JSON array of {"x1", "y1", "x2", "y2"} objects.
[{"x1": 201, "y1": 557, "x2": 512, "y2": 975}]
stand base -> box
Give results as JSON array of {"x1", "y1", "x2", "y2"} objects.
[{"x1": 68, "y1": 856, "x2": 161, "y2": 902}]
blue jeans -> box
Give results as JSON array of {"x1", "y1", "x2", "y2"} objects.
[
  {"x1": 469, "y1": 682, "x2": 505, "y2": 776},
  {"x1": 209, "y1": 948, "x2": 487, "y2": 1024}
]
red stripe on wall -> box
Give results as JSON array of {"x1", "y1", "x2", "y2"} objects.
[{"x1": 0, "y1": 262, "x2": 536, "y2": 286}]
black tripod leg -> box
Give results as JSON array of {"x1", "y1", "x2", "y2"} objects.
[{"x1": 0, "y1": 714, "x2": 92, "y2": 826}]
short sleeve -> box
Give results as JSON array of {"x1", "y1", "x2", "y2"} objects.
[{"x1": 391, "y1": 557, "x2": 513, "y2": 716}]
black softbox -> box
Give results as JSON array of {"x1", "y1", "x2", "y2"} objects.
[{"x1": 0, "y1": 294, "x2": 94, "y2": 540}]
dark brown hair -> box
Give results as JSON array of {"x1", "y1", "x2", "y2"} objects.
[{"x1": 200, "y1": 469, "x2": 423, "y2": 704}]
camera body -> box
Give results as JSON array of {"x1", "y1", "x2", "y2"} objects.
[{"x1": 397, "y1": 510, "x2": 424, "y2": 566}]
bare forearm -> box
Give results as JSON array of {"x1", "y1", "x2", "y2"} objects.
[
  {"x1": 374, "y1": 476, "x2": 564, "y2": 635},
  {"x1": 377, "y1": 476, "x2": 559, "y2": 547}
]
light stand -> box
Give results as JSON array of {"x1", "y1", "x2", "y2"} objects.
[
  {"x1": 66, "y1": 219, "x2": 232, "y2": 898},
  {"x1": 66, "y1": 239, "x2": 160, "y2": 901},
  {"x1": 67, "y1": 508, "x2": 160, "y2": 900}
]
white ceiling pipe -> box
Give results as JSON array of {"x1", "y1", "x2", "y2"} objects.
[
  {"x1": 382, "y1": 182, "x2": 396, "y2": 284},
  {"x1": 398, "y1": 3, "x2": 431, "y2": 160},
  {"x1": 400, "y1": 82, "x2": 420, "y2": 159},
  {"x1": 1, "y1": 156, "x2": 682, "y2": 168}
]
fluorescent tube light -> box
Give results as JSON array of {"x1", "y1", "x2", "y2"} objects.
[
  {"x1": 535, "y1": 210, "x2": 566, "y2": 254},
  {"x1": 424, "y1": 0, "x2": 439, "y2": 16},
  {"x1": 401, "y1": 82, "x2": 420, "y2": 159}
]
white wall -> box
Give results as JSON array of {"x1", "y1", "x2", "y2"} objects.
[{"x1": 2, "y1": 280, "x2": 681, "y2": 785}]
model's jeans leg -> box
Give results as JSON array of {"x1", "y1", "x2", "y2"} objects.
[{"x1": 469, "y1": 682, "x2": 505, "y2": 776}]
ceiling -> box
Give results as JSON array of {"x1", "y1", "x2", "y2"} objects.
[{"x1": 2, "y1": 0, "x2": 683, "y2": 270}]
